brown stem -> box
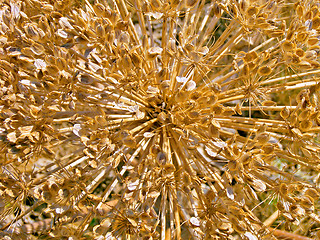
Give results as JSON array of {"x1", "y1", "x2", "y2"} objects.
[{"x1": 269, "y1": 228, "x2": 313, "y2": 240}]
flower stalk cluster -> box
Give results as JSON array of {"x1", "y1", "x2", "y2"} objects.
[{"x1": 0, "y1": 0, "x2": 320, "y2": 239}]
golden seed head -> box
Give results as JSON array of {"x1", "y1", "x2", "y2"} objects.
[{"x1": 1, "y1": 0, "x2": 320, "y2": 238}]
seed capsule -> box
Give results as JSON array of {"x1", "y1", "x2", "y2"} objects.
[
  {"x1": 300, "y1": 120, "x2": 312, "y2": 131},
  {"x1": 147, "y1": 47, "x2": 162, "y2": 60},
  {"x1": 186, "y1": 0, "x2": 197, "y2": 8},
  {"x1": 295, "y1": 48, "x2": 305, "y2": 57},
  {"x1": 208, "y1": 123, "x2": 220, "y2": 138},
  {"x1": 282, "y1": 40, "x2": 294, "y2": 52},
  {"x1": 157, "y1": 112, "x2": 167, "y2": 122},
  {"x1": 296, "y1": 4, "x2": 304, "y2": 18},
  {"x1": 255, "y1": 133, "x2": 269, "y2": 145},
  {"x1": 262, "y1": 100, "x2": 276, "y2": 106},
  {"x1": 296, "y1": 32, "x2": 308, "y2": 42},
  {"x1": 123, "y1": 136, "x2": 136, "y2": 148},
  {"x1": 307, "y1": 37, "x2": 319, "y2": 46},
  {"x1": 280, "y1": 107, "x2": 290, "y2": 119},
  {"x1": 298, "y1": 109, "x2": 310, "y2": 121},
  {"x1": 94, "y1": 3, "x2": 105, "y2": 17},
  {"x1": 246, "y1": 6, "x2": 258, "y2": 16},
  {"x1": 262, "y1": 144, "x2": 274, "y2": 155},
  {"x1": 228, "y1": 159, "x2": 239, "y2": 171},
  {"x1": 258, "y1": 66, "x2": 272, "y2": 76},
  {"x1": 305, "y1": 188, "x2": 320, "y2": 199},
  {"x1": 160, "y1": 80, "x2": 170, "y2": 91},
  {"x1": 211, "y1": 104, "x2": 224, "y2": 115},
  {"x1": 313, "y1": 16, "x2": 320, "y2": 29}
]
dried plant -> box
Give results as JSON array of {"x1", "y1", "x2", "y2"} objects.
[{"x1": 1, "y1": 0, "x2": 320, "y2": 239}]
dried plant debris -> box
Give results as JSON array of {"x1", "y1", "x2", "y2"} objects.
[{"x1": 0, "y1": 0, "x2": 320, "y2": 239}]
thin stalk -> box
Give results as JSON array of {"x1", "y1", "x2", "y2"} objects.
[{"x1": 161, "y1": 187, "x2": 167, "y2": 240}]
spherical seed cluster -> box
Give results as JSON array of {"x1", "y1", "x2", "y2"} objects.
[{"x1": 1, "y1": 0, "x2": 320, "y2": 239}]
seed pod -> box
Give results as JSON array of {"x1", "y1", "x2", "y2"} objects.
[
  {"x1": 106, "y1": 31, "x2": 115, "y2": 44},
  {"x1": 56, "y1": 57, "x2": 66, "y2": 70},
  {"x1": 244, "y1": 51, "x2": 258, "y2": 62},
  {"x1": 298, "y1": 109, "x2": 310, "y2": 121},
  {"x1": 239, "y1": 153, "x2": 251, "y2": 165},
  {"x1": 250, "y1": 178, "x2": 266, "y2": 192},
  {"x1": 296, "y1": 4, "x2": 304, "y2": 18},
  {"x1": 287, "y1": 114, "x2": 297, "y2": 127},
  {"x1": 280, "y1": 107, "x2": 290, "y2": 119},
  {"x1": 255, "y1": 133, "x2": 269, "y2": 145},
  {"x1": 164, "y1": 163, "x2": 175, "y2": 173},
  {"x1": 123, "y1": 135, "x2": 136, "y2": 148},
  {"x1": 305, "y1": 50, "x2": 317, "y2": 59},
  {"x1": 257, "y1": 21, "x2": 271, "y2": 29},
  {"x1": 246, "y1": 6, "x2": 258, "y2": 17},
  {"x1": 150, "y1": 144, "x2": 161, "y2": 156},
  {"x1": 156, "y1": 151, "x2": 167, "y2": 164},
  {"x1": 147, "y1": 47, "x2": 162, "y2": 60},
  {"x1": 268, "y1": 30, "x2": 284, "y2": 38},
  {"x1": 296, "y1": 32, "x2": 308, "y2": 42},
  {"x1": 185, "y1": 43, "x2": 194, "y2": 52},
  {"x1": 186, "y1": 80, "x2": 196, "y2": 91},
  {"x1": 131, "y1": 52, "x2": 142, "y2": 68},
  {"x1": 305, "y1": 188, "x2": 320, "y2": 199},
  {"x1": 190, "y1": 91, "x2": 201, "y2": 100},
  {"x1": 282, "y1": 40, "x2": 294, "y2": 52},
  {"x1": 157, "y1": 111, "x2": 167, "y2": 122},
  {"x1": 290, "y1": 204, "x2": 305, "y2": 217},
  {"x1": 300, "y1": 120, "x2": 312, "y2": 131},
  {"x1": 24, "y1": 24, "x2": 40, "y2": 41},
  {"x1": 234, "y1": 220, "x2": 247, "y2": 234},
  {"x1": 96, "y1": 24, "x2": 105, "y2": 38},
  {"x1": 208, "y1": 120, "x2": 220, "y2": 138},
  {"x1": 279, "y1": 183, "x2": 288, "y2": 196},
  {"x1": 121, "y1": 54, "x2": 132, "y2": 70},
  {"x1": 160, "y1": 80, "x2": 170, "y2": 91},
  {"x1": 188, "y1": 111, "x2": 200, "y2": 119},
  {"x1": 181, "y1": 172, "x2": 191, "y2": 185},
  {"x1": 258, "y1": 66, "x2": 272, "y2": 76},
  {"x1": 239, "y1": 0, "x2": 248, "y2": 12},
  {"x1": 186, "y1": 0, "x2": 197, "y2": 8},
  {"x1": 262, "y1": 100, "x2": 276, "y2": 106},
  {"x1": 307, "y1": 37, "x2": 319, "y2": 46},
  {"x1": 211, "y1": 104, "x2": 224, "y2": 115},
  {"x1": 158, "y1": 68, "x2": 167, "y2": 80},
  {"x1": 262, "y1": 144, "x2": 274, "y2": 155},
  {"x1": 296, "y1": 89, "x2": 310, "y2": 104},
  {"x1": 295, "y1": 48, "x2": 305, "y2": 57},
  {"x1": 108, "y1": 11, "x2": 119, "y2": 26},
  {"x1": 170, "y1": 0, "x2": 181, "y2": 8},
  {"x1": 150, "y1": 0, "x2": 162, "y2": 11},
  {"x1": 222, "y1": 107, "x2": 235, "y2": 117},
  {"x1": 213, "y1": 3, "x2": 222, "y2": 17},
  {"x1": 175, "y1": 91, "x2": 188, "y2": 102},
  {"x1": 313, "y1": 16, "x2": 320, "y2": 29},
  {"x1": 300, "y1": 195, "x2": 314, "y2": 209},
  {"x1": 41, "y1": 189, "x2": 54, "y2": 203},
  {"x1": 305, "y1": 9, "x2": 313, "y2": 21},
  {"x1": 228, "y1": 159, "x2": 239, "y2": 171},
  {"x1": 291, "y1": 128, "x2": 302, "y2": 138},
  {"x1": 298, "y1": 61, "x2": 312, "y2": 70},
  {"x1": 93, "y1": 3, "x2": 105, "y2": 17}
]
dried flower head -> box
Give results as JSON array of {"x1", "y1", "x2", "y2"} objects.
[{"x1": 1, "y1": 0, "x2": 320, "y2": 239}]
